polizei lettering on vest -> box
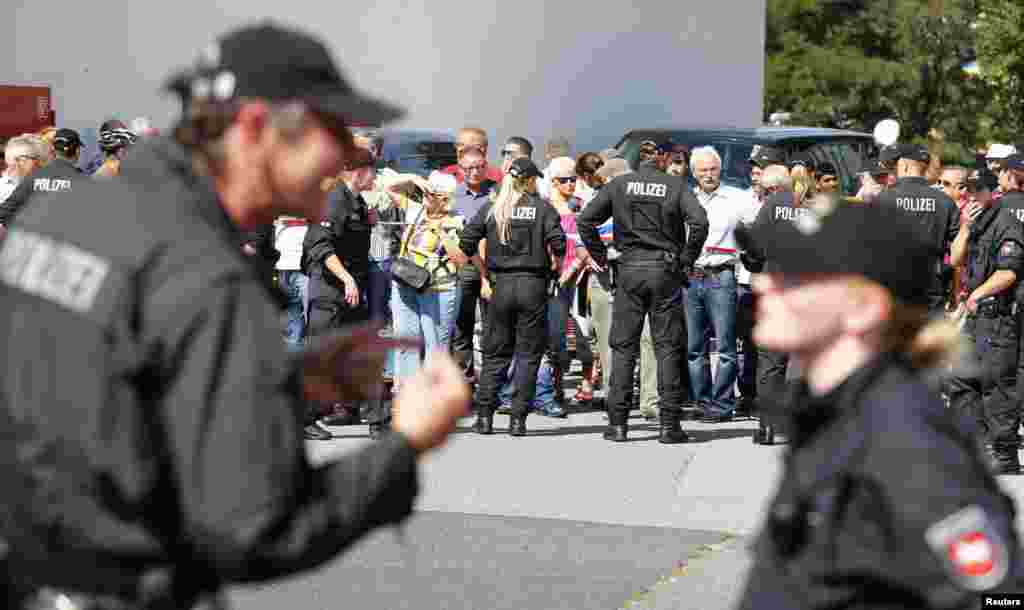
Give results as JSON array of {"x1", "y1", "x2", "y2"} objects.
[
  {"x1": 34, "y1": 178, "x2": 73, "y2": 193},
  {"x1": 896, "y1": 197, "x2": 936, "y2": 213},
  {"x1": 1013, "y1": 209, "x2": 1024, "y2": 224},
  {"x1": 626, "y1": 182, "x2": 668, "y2": 198},
  {"x1": 774, "y1": 207, "x2": 809, "y2": 221},
  {"x1": 511, "y1": 206, "x2": 537, "y2": 220}
]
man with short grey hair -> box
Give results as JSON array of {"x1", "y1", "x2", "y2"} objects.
[
  {"x1": 687, "y1": 146, "x2": 748, "y2": 421},
  {"x1": 0, "y1": 135, "x2": 48, "y2": 221}
]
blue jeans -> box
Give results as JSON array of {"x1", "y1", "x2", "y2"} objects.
[
  {"x1": 277, "y1": 270, "x2": 308, "y2": 352},
  {"x1": 367, "y1": 258, "x2": 393, "y2": 324},
  {"x1": 393, "y1": 281, "x2": 457, "y2": 380},
  {"x1": 685, "y1": 268, "x2": 738, "y2": 412}
]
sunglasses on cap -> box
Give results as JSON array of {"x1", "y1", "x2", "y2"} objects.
[{"x1": 554, "y1": 176, "x2": 577, "y2": 184}]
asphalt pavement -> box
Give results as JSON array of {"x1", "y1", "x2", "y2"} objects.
[{"x1": 227, "y1": 396, "x2": 1024, "y2": 610}]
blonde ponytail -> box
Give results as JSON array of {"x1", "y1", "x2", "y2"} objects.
[{"x1": 490, "y1": 174, "x2": 534, "y2": 244}]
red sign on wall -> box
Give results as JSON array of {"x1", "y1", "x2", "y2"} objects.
[{"x1": 0, "y1": 85, "x2": 54, "y2": 139}]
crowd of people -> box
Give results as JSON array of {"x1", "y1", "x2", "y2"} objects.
[
  {"x1": 7, "y1": 113, "x2": 1024, "y2": 458},
  {"x1": 4, "y1": 19, "x2": 1024, "y2": 609}
]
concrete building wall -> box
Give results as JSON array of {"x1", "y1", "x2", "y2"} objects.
[{"x1": 3, "y1": 1, "x2": 765, "y2": 158}]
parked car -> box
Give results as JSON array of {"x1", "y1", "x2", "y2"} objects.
[
  {"x1": 374, "y1": 128, "x2": 458, "y2": 177},
  {"x1": 614, "y1": 127, "x2": 876, "y2": 194}
]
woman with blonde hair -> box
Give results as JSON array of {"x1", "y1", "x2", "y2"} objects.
[
  {"x1": 736, "y1": 200, "x2": 1019, "y2": 607},
  {"x1": 459, "y1": 158, "x2": 566, "y2": 436}
]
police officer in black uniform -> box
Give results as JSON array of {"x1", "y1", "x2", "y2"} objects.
[
  {"x1": 459, "y1": 157, "x2": 566, "y2": 436},
  {"x1": 877, "y1": 144, "x2": 960, "y2": 315},
  {"x1": 0, "y1": 128, "x2": 85, "y2": 224},
  {"x1": 0, "y1": 22, "x2": 470, "y2": 610},
  {"x1": 302, "y1": 144, "x2": 381, "y2": 440},
  {"x1": 737, "y1": 201, "x2": 1022, "y2": 609},
  {"x1": 739, "y1": 177, "x2": 809, "y2": 445},
  {"x1": 578, "y1": 143, "x2": 709, "y2": 443},
  {"x1": 947, "y1": 171, "x2": 1024, "y2": 474}
]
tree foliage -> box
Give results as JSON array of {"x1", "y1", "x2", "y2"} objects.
[
  {"x1": 975, "y1": 0, "x2": 1024, "y2": 140},
  {"x1": 766, "y1": 0, "x2": 996, "y2": 149}
]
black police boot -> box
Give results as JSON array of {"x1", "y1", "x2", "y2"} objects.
[
  {"x1": 753, "y1": 421, "x2": 776, "y2": 445},
  {"x1": 659, "y1": 412, "x2": 690, "y2": 444},
  {"x1": 368, "y1": 422, "x2": 388, "y2": 440},
  {"x1": 603, "y1": 410, "x2": 628, "y2": 442},
  {"x1": 303, "y1": 422, "x2": 333, "y2": 441},
  {"x1": 473, "y1": 412, "x2": 494, "y2": 435},
  {"x1": 509, "y1": 415, "x2": 527, "y2": 437}
]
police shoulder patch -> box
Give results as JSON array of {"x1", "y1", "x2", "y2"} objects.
[
  {"x1": 999, "y1": 240, "x2": 1021, "y2": 258},
  {"x1": 925, "y1": 505, "x2": 1009, "y2": 592}
]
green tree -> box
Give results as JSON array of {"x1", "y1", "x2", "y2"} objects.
[
  {"x1": 766, "y1": 0, "x2": 990, "y2": 149},
  {"x1": 974, "y1": 1, "x2": 1024, "y2": 140}
]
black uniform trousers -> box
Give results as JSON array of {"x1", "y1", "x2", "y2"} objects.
[
  {"x1": 607, "y1": 262, "x2": 687, "y2": 421},
  {"x1": 950, "y1": 312, "x2": 1020, "y2": 446},
  {"x1": 305, "y1": 270, "x2": 386, "y2": 425},
  {"x1": 475, "y1": 273, "x2": 548, "y2": 418},
  {"x1": 736, "y1": 284, "x2": 758, "y2": 401},
  {"x1": 756, "y1": 349, "x2": 790, "y2": 417},
  {"x1": 452, "y1": 265, "x2": 489, "y2": 379}
]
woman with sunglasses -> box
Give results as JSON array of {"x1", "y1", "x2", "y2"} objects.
[
  {"x1": 546, "y1": 157, "x2": 596, "y2": 411},
  {"x1": 384, "y1": 171, "x2": 469, "y2": 392}
]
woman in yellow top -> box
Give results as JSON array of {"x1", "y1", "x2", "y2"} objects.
[{"x1": 384, "y1": 171, "x2": 468, "y2": 388}]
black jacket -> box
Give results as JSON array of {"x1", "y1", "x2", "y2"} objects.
[
  {"x1": 577, "y1": 162, "x2": 708, "y2": 268},
  {"x1": 459, "y1": 193, "x2": 566, "y2": 275},
  {"x1": 961, "y1": 205, "x2": 1024, "y2": 298},
  {"x1": 737, "y1": 190, "x2": 807, "y2": 273},
  {"x1": 0, "y1": 138, "x2": 418, "y2": 601},
  {"x1": 739, "y1": 354, "x2": 1021, "y2": 609},
  {"x1": 0, "y1": 158, "x2": 84, "y2": 225},
  {"x1": 302, "y1": 183, "x2": 371, "y2": 281},
  {"x1": 878, "y1": 177, "x2": 960, "y2": 297}
]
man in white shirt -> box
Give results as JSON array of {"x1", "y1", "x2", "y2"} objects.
[
  {"x1": 274, "y1": 216, "x2": 309, "y2": 351},
  {"x1": 686, "y1": 146, "x2": 749, "y2": 421}
]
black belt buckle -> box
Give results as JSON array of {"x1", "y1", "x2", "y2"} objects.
[{"x1": 977, "y1": 298, "x2": 1000, "y2": 318}]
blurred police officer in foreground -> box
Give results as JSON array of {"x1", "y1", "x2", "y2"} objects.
[
  {"x1": 0, "y1": 129, "x2": 85, "y2": 224},
  {"x1": 947, "y1": 171, "x2": 1024, "y2": 474},
  {"x1": 459, "y1": 158, "x2": 566, "y2": 436},
  {"x1": 0, "y1": 21, "x2": 469, "y2": 610},
  {"x1": 578, "y1": 141, "x2": 709, "y2": 443},
  {"x1": 737, "y1": 199, "x2": 1021, "y2": 609},
  {"x1": 877, "y1": 144, "x2": 960, "y2": 314}
]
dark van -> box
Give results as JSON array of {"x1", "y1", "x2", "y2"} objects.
[
  {"x1": 614, "y1": 127, "x2": 875, "y2": 195},
  {"x1": 374, "y1": 128, "x2": 458, "y2": 177}
]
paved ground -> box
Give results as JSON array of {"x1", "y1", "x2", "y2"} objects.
[
  {"x1": 228, "y1": 410, "x2": 782, "y2": 610},
  {"x1": 227, "y1": 401, "x2": 1024, "y2": 610}
]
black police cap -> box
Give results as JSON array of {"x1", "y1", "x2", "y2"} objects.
[
  {"x1": 52, "y1": 128, "x2": 82, "y2": 150},
  {"x1": 750, "y1": 145, "x2": 787, "y2": 168},
  {"x1": 508, "y1": 157, "x2": 543, "y2": 179},
  {"x1": 164, "y1": 21, "x2": 404, "y2": 127},
  {"x1": 878, "y1": 145, "x2": 901, "y2": 165},
  {"x1": 897, "y1": 143, "x2": 930, "y2": 163},
  {"x1": 737, "y1": 198, "x2": 933, "y2": 305},
  {"x1": 787, "y1": 152, "x2": 816, "y2": 172},
  {"x1": 817, "y1": 161, "x2": 838, "y2": 177},
  {"x1": 967, "y1": 171, "x2": 999, "y2": 192}
]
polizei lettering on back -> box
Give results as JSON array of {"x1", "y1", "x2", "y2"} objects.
[
  {"x1": 774, "y1": 207, "x2": 809, "y2": 221},
  {"x1": 34, "y1": 178, "x2": 73, "y2": 193},
  {"x1": 626, "y1": 182, "x2": 668, "y2": 198},
  {"x1": 511, "y1": 206, "x2": 537, "y2": 220},
  {"x1": 896, "y1": 197, "x2": 936, "y2": 213},
  {"x1": 1013, "y1": 209, "x2": 1024, "y2": 224}
]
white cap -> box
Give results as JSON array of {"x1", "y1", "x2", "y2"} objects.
[
  {"x1": 427, "y1": 171, "x2": 457, "y2": 194},
  {"x1": 986, "y1": 143, "x2": 1017, "y2": 159},
  {"x1": 547, "y1": 156, "x2": 577, "y2": 179}
]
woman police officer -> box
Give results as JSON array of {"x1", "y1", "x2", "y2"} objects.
[
  {"x1": 459, "y1": 157, "x2": 566, "y2": 436},
  {"x1": 735, "y1": 197, "x2": 1021, "y2": 608}
]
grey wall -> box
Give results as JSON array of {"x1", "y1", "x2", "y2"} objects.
[{"x1": 4, "y1": 1, "x2": 765, "y2": 159}]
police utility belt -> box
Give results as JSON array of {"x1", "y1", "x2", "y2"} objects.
[{"x1": 975, "y1": 295, "x2": 1017, "y2": 319}]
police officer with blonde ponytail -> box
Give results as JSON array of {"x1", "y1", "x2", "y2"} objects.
[
  {"x1": 737, "y1": 198, "x2": 1021, "y2": 608},
  {"x1": 460, "y1": 157, "x2": 566, "y2": 436}
]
